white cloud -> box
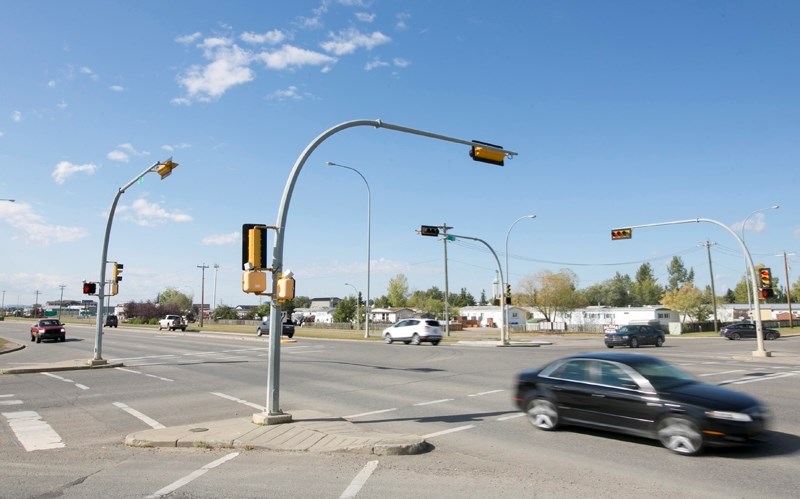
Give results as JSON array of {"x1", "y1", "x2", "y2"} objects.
[
  {"x1": 0, "y1": 201, "x2": 88, "y2": 244},
  {"x1": 161, "y1": 143, "x2": 191, "y2": 153},
  {"x1": 175, "y1": 32, "x2": 202, "y2": 44},
  {"x1": 355, "y1": 12, "x2": 376, "y2": 22},
  {"x1": 267, "y1": 85, "x2": 304, "y2": 101},
  {"x1": 202, "y1": 232, "x2": 240, "y2": 245},
  {"x1": 109, "y1": 85, "x2": 125, "y2": 92},
  {"x1": 11, "y1": 111, "x2": 22, "y2": 122},
  {"x1": 241, "y1": 30, "x2": 287, "y2": 45},
  {"x1": 56, "y1": 100, "x2": 68, "y2": 110},
  {"x1": 177, "y1": 43, "x2": 254, "y2": 102},
  {"x1": 393, "y1": 58, "x2": 410, "y2": 68},
  {"x1": 320, "y1": 28, "x2": 391, "y2": 56},
  {"x1": 120, "y1": 198, "x2": 193, "y2": 226},
  {"x1": 107, "y1": 150, "x2": 129, "y2": 162},
  {"x1": 0, "y1": 131, "x2": 5, "y2": 138},
  {"x1": 364, "y1": 59, "x2": 390, "y2": 71},
  {"x1": 80, "y1": 66, "x2": 99, "y2": 81},
  {"x1": 396, "y1": 12, "x2": 410, "y2": 31},
  {"x1": 51, "y1": 161, "x2": 97, "y2": 184},
  {"x1": 733, "y1": 212, "x2": 770, "y2": 234},
  {"x1": 107, "y1": 143, "x2": 149, "y2": 162},
  {"x1": 257, "y1": 45, "x2": 336, "y2": 70}
]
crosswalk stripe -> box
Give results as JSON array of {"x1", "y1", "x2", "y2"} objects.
[{"x1": 1, "y1": 411, "x2": 65, "y2": 451}]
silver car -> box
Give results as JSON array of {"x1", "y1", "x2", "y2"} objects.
[{"x1": 383, "y1": 318, "x2": 442, "y2": 345}]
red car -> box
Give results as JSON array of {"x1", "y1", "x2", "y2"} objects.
[{"x1": 30, "y1": 319, "x2": 66, "y2": 343}]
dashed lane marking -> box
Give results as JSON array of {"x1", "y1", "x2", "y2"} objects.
[
  {"x1": 1, "y1": 410, "x2": 65, "y2": 451},
  {"x1": 497, "y1": 412, "x2": 526, "y2": 421},
  {"x1": 468, "y1": 389, "x2": 505, "y2": 397},
  {"x1": 423, "y1": 425, "x2": 475, "y2": 438},
  {"x1": 340, "y1": 460, "x2": 379, "y2": 499},
  {"x1": 719, "y1": 371, "x2": 799, "y2": 386},
  {"x1": 42, "y1": 372, "x2": 89, "y2": 390},
  {"x1": 115, "y1": 367, "x2": 174, "y2": 382},
  {"x1": 344, "y1": 408, "x2": 398, "y2": 419},
  {"x1": 113, "y1": 402, "x2": 165, "y2": 429},
  {"x1": 413, "y1": 398, "x2": 454, "y2": 407},
  {"x1": 699, "y1": 369, "x2": 746, "y2": 377},
  {"x1": 210, "y1": 392, "x2": 265, "y2": 411},
  {"x1": 147, "y1": 452, "x2": 240, "y2": 499}
]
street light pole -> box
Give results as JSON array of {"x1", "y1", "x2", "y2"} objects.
[
  {"x1": 213, "y1": 263, "x2": 220, "y2": 312},
  {"x1": 621, "y1": 218, "x2": 771, "y2": 357},
  {"x1": 326, "y1": 161, "x2": 371, "y2": 338},
  {"x1": 258, "y1": 119, "x2": 517, "y2": 424},
  {"x1": 699, "y1": 241, "x2": 719, "y2": 332},
  {"x1": 197, "y1": 263, "x2": 209, "y2": 327},
  {"x1": 91, "y1": 159, "x2": 179, "y2": 364},
  {"x1": 741, "y1": 205, "x2": 779, "y2": 318},
  {"x1": 58, "y1": 284, "x2": 66, "y2": 321},
  {"x1": 504, "y1": 214, "x2": 536, "y2": 342},
  {"x1": 344, "y1": 283, "x2": 360, "y2": 330}
]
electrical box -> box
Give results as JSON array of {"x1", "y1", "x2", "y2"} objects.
[{"x1": 242, "y1": 271, "x2": 267, "y2": 294}]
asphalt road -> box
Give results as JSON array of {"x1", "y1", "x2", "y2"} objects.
[{"x1": 1, "y1": 320, "x2": 799, "y2": 498}]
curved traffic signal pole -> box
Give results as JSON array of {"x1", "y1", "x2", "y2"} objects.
[
  {"x1": 258, "y1": 119, "x2": 517, "y2": 423},
  {"x1": 620, "y1": 218, "x2": 770, "y2": 358}
]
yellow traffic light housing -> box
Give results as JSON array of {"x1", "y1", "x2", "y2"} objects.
[
  {"x1": 611, "y1": 228, "x2": 632, "y2": 240},
  {"x1": 242, "y1": 224, "x2": 269, "y2": 270},
  {"x1": 469, "y1": 140, "x2": 506, "y2": 166},
  {"x1": 113, "y1": 262, "x2": 123, "y2": 282},
  {"x1": 277, "y1": 275, "x2": 296, "y2": 302},
  {"x1": 242, "y1": 271, "x2": 268, "y2": 294},
  {"x1": 110, "y1": 282, "x2": 119, "y2": 296},
  {"x1": 156, "y1": 158, "x2": 179, "y2": 179},
  {"x1": 759, "y1": 268, "x2": 772, "y2": 288}
]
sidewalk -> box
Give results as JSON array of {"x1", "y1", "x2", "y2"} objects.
[{"x1": 125, "y1": 409, "x2": 430, "y2": 456}]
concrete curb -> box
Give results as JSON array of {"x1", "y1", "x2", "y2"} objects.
[
  {"x1": 125, "y1": 410, "x2": 430, "y2": 456},
  {"x1": 1, "y1": 359, "x2": 124, "y2": 375}
]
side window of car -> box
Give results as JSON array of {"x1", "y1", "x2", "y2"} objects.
[
  {"x1": 551, "y1": 360, "x2": 590, "y2": 382},
  {"x1": 598, "y1": 361, "x2": 638, "y2": 389},
  {"x1": 407, "y1": 320, "x2": 418, "y2": 327}
]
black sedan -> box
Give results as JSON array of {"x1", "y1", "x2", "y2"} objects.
[
  {"x1": 513, "y1": 352, "x2": 768, "y2": 455},
  {"x1": 605, "y1": 325, "x2": 665, "y2": 348},
  {"x1": 720, "y1": 322, "x2": 780, "y2": 341}
]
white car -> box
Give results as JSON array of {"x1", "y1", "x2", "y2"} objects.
[{"x1": 383, "y1": 319, "x2": 442, "y2": 345}]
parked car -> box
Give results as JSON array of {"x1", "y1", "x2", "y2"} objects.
[
  {"x1": 104, "y1": 315, "x2": 118, "y2": 328},
  {"x1": 30, "y1": 319, "x2": 66, "y2": 343},
  {"x1": 158, "y1": 315, "x2": 187, "y2": 331},
  {"x1": 256, "y1": 318, "x2": 295, "y2": 338},
  {"x1": 513, "y1": 352, "x2": 768, "y2": 455},
  {"x1": 720, "y1": 322, "x2": 780, "y2": 341},
  {"x1": 605, "y1": 325, "x2": 665, "y2": 348},
  {"x1": 383, "y1": 319, "x2": 442, "y2": 345}
]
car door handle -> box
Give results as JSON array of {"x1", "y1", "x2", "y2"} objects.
[{"x1": 591, "y1": 394, "x2": 606, "y2": 398}]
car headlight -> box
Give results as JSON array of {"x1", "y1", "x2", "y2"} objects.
[
  {"x1": 705, "y1": 410, "x2": 753, "y2": 422},
  {"x1": 619, "y1": 335, "x2": 628, "y2": 340}
]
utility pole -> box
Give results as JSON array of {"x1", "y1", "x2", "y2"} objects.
[
  {"x1": 700, "y1": 241, "x2": 719, "y2": 332},
  {"x1": 34, "y1": 290, "x2": 41, "y2": 317},
  {"x1": 213, "y1": 263, "x2": 220, "y2": 312},
  {"x1": 441, "y1": 223, "x2": 452, "y2": 336},
  {"x1": 197, "y1": 263, "x2": 209, "y2": 327},
  {"x1": 781, "y1": 251, "x2": 794, "y2": 328},
  {"x1": 58, "y1": 284, "x2": 66, "y2": 320}
]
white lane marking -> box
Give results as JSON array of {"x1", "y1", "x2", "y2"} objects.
[
  {"x1": 42, "y1": 372, "x2": 89, "y2": 390},
  {"x1": 210, "y1": 392, "x2": 265, "y2": 411},
  {"x1": 497, "y1": 413, "x2": 526, "y2": 421},
  {"x1": 699, "y1": 369, "x2": 745, "y2": 377},
  {"x1": 339, "y1": 460, "x2": 379, "y2": 499},
  {"x1": 0, "y1": 400, "x2": 24, "y2": 406},
  {"x1": 113, "y1": 402, "x2": 165, "y2": 429},
  {"x1": 115, "y1": 367, "x2": 174, "y2": 382},
  {"x1": 413, "y1": 398, "x2": 454, "y2": 407},
  {"x1": 1, "y1": 411, "x2": 65, "y2": 451},
  {"x1": 423, "y1": 425, "x2": 475, "y2": 438},
  {"x1": 114, "y1": 354, "x2": 178, "y2": 361},
  {"x1": 724, "y1": 372, "x2": 798, "y2": 385},
  {"x1": 468, "y1": 389, "x2": 505, "y2": 397},
  {"x1": 147, "y1": 452, "x2": 240, "y2": 499},
  {"x1": 0, "y1": 394, "x2": 16, "y2": 397},
  {"x1": 344, "y1": 408, "x2": 398, "y2": 419}
]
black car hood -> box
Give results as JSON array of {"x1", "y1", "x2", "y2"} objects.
[{"x1": 664, "y1": 382, "x2": 760, "y2": 411}]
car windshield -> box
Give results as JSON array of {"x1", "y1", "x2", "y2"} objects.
[
  {"x1": 627, "y1": 357, "x2": 696, "y2": 390},
  {"x1": 40, "y1": 320, "x2": 59, "y2": 326}
]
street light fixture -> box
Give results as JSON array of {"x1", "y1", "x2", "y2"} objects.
[
  {"x1": 504, "y1": 214, "x2": 536, "y2": 342},
  {"x1": 740, "y1": 205, "x2": 779, "y2": 318},
  {"x1": 326, "y1": 161, "x2": 371, "y2": 339},
  {"x1": 344, "y1": 283, "x2": 360, "y2": 330},
  {"x1": 91, "y1": 158, "x2": 180, "y2": 365}
]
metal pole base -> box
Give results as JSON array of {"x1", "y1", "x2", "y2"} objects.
[
  {"x1": 86, "y1": 358, "x2": 108, "y2": 366},
  {"x1": 752, "y1": 350, "x2": 772, "y2": 358},
  {"x1": 252, "y1": 412, "x2": 293, "y2": 425}
]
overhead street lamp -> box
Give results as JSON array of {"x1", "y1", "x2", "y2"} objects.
[
  {"x1": 91, "y1": 158, "x2": 179, "y2": 365},
  {"x1": 504, "y1": 214, "x2": 536, "y2": 342},
  {"x1": 257, "y1": 119, "x2": 517, "y2": 425},
  {"x1": 740, "y1": 205, "x2": 779, "y2": 318},
  {"x1": 344, "y1": 283, "x2": 360, "y2": 330},
  {"x1": 327, "y1": 161, "x2": 371, "y2": 339},
  {"x1": 614, "y1": 217, "x2": 771, "y2": 357}
]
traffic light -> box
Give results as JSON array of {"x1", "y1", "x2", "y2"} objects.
[
  {"x1": 759, "y1": 268, "x2": 772, "y2": 288},
  {"x1": 82, "y1": 281, "x2": 96, "y2": 295},
  {"x1": 242, "y1": 224, "x2": 268, "y2": 270},
  {"x1": 760, "y1": 288, "x2": 775, "y2": 299},
  {"x1": 242, "y1": 271, "x2": 267, "y2": 294},
  {"x1": 277, "y1": 275, "x2": 296, "y2": 302},
  {"x1": 469, "y1": 140, "x2": 505, "y2": 166},
  {"x1": 505, "y1": 284, "x2": 511, "y2": 305},
  {"x1": 113, "y1": 263, "x2": 123, "y2": 282},
  {"x1": 110, "y1": 282, "x2": 119, "y2": 296},
  {"x1": 611, "y1": 228, "x2": 632, "y2": 240},
  {"x1": 419, "y1": 225, "x2": 440, "y2": 237},
  {"x1": 156, "y1": 158, "x2": 179, "y2": 179}
]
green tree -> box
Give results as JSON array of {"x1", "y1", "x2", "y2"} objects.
[
  {"x1": 386, "y1": 274, "x2": 409, "y2": 307},
  {"x1": 479, "y1": 290, "x2": 487, "y2": 306},
  {"x1": 667, "y1": 256, "x2": 692, "y2": 291},
  {"x1": 517, "y1": 269, "x2": 580, "y2": 322},
  {"x1": 156, "y1": 287, "x2": 193, "y2": 312},
  {"x1": 661, "y1": 283, "x2": 708, "y2": 323},
  {"x1": 211, "y1": 305, "x2": 238, "y2": 320},
  {"x1": 450, "y1": 287, "x2": 476, "y2": 307},
  {"x1": 630, "y1": 263, "x2": 663, "y2": 306},
  {"x1": 333, "y1": 296, "x2": 357, "y2": 323}
]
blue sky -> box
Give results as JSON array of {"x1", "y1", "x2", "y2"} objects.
[{"x1": 1, "y1": 0, "x2": 798, "y2": 310}]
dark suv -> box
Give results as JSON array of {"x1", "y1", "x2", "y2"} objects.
[
  {"x1": 256, "y1": 318, "x2": 295, "y2": 338},
  {"x1": 104, "y1": 315, "x2": 118, "y2": 328},
  {"x1": 605, "y1": 325, "x2": 665, "y2": 348},
  {"x1": 720, "y1": 322, "x2": 780, "y2": 340}
]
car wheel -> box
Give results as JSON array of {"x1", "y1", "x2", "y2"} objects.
[
  {"x1": 432, "y1": 340, "x2": 440, "y2": 346},
  {"x1": 411, "y1": 333, "x2": 421, "y2": 345},
  {"x1": 60, "y1": 335, "x2": 66, "y2": 342},
  {"x1": 403, "y1": 340, "x2": 411, "y2": 345},
  {"x1": 36, "y1": 336, "x2": 41, "y2": 343},
  {"x1": 657, "y1": 416, "x2": 703, "y2": 456},
  {"x1": 257, "y1": 328, "x2": 263, "y2": 336},
  {"x1": 656, "y1": 336, "x2": 664, "y2": 347},
  {"x1": 526, "y1": 398, "x2": 559, "y2": 431},
  {"x1": 31, "y1": 335, "x2": 35, "y2": 342},
  {"x1": 606, "y1": 345, "x2": 614, "y2": 349},
  {"x1": 630, "y1": 337, "x2": 639, "y2": 348},
  {"x1": 766, "y1": 332, "x2": 776, "y2": 340},
  {"x1": 158, "y1": 325, "x2": 163, "y2": 331},
  {"x1": 730, "y1": 332, "x2": 741, "y2": 341},
  {"x1": 384, "y1": 334, "x2": 393, "y2": 344}
]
